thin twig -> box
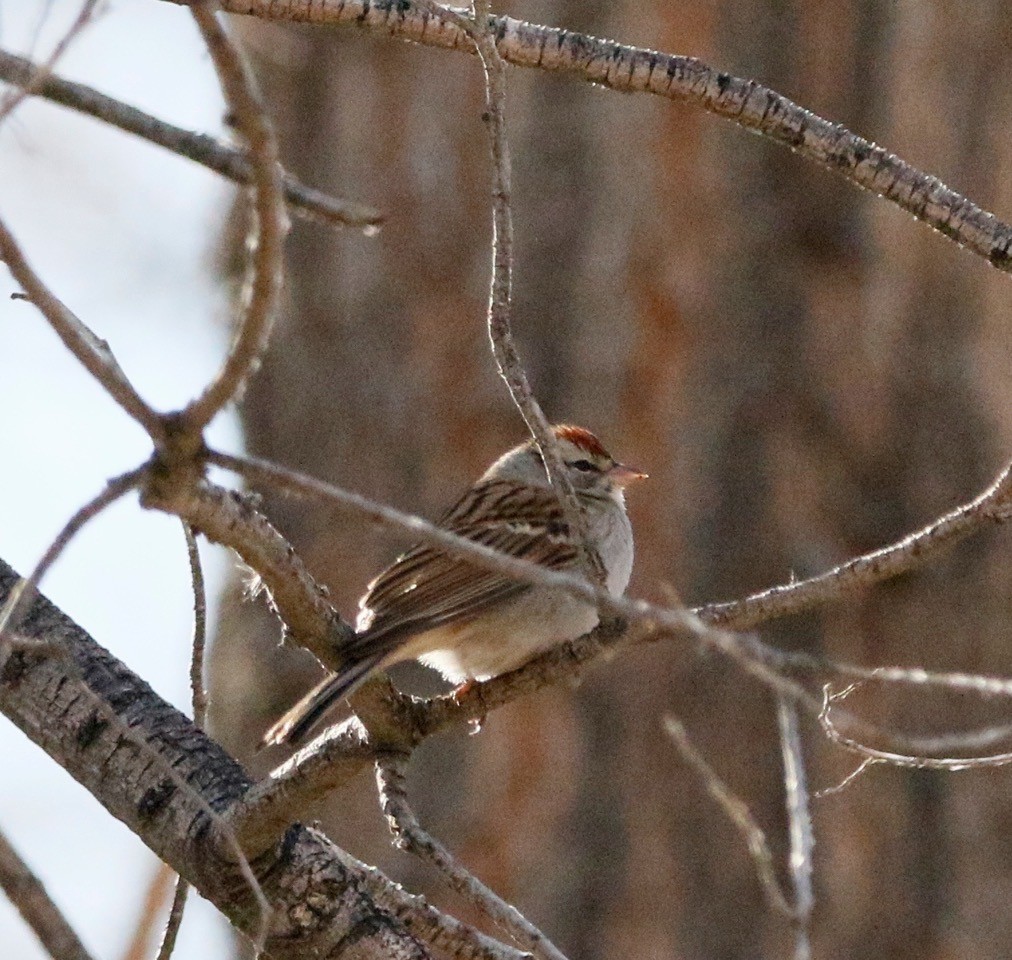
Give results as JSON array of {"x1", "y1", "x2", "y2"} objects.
[
  {"x1": 152, "y1": 524, "x2": 209, "y2": 960},
  {"x1": 819, "y1": 684, "x2": 1012, "y2": 771},
  {"x1": 0, "y1": 0, "x2": 102, "y2": 125},
  {"x1": 0, "y1": 216, "x2": 165, "y2": 443},
  {"x1": 0, "y1": 827, "x2": 95, "y2": 960},
  {"x1": 120, "y1": 862, "x2": 175, "y2": 960},
  {"x1": 376, "y1": 757, "x2": 569, "y2": 960},
  {"x1": 0, "y1": 49, "x2": 382, "y2": 229},
  {"x1": 0, "y1": 467, "x2": 145, "y2": 643},
  {"x1": 183, "y1": 523, "x2": 209, "y2": 727},
  {"x1": 664, "y1": 715, "x2": 796, "y2": 918},
  {"x1": 776, "y1": 698, "x2": 814, "y2": 960},
  {"x1": 332, "y1": 843, "x2": 530, "y2": 960},
  {"x1": 415, "y1": 0, "x2": 605, "y2": 584},
  {"x1": 183, "y1": 1, "x2": 288, "y2": 432},
  {"x1": 169, "y1": 0, "x2": 1012, "y2": 274}
]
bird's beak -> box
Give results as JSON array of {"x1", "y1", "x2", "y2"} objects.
[{"x1": 609, "y1": 462, "x2": 649, "y2": 486}]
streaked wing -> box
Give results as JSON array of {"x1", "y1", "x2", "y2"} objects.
[{"x1": 350, "y1": 481, "x2": 577, "y2": 657}]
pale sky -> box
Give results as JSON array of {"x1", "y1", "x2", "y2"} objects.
[{"x1": 0, "y1": 1, "x2": 244, "y2": 956}]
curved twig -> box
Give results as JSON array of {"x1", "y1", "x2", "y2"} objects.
[{"x1": 182, "y1": 1, "x2": 288, "y2": 431}]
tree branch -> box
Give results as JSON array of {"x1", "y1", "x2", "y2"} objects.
[
  {"x1": 161, "y1": 0, "x2": 1012, "y2": 273},
  {"x1": 0, "y1": 827, "x2": 95, "y2": 960},
  {"x1": 182, "y1": 1, "x2": 288, "y2": 432},
  {"x1": 0, "y1": 49, "x2": 382, "y2": 230},
  {"x1": 0, "y1": 216, "x2": 165, "y2": 444},
  {"x1": 0, "y1": 557, "x2": 432, "y2": 960}
]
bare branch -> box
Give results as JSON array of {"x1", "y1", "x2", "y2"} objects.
[
  {"x1": 166, "y1": 0, "x2": 1012, "y2": 274},
  {"x1": 152, "y1": 524, "x2": 210, "y2": 960},
  {"x1": 776, "y1": 698, "x2": 814, "y2": 960},
  {"x1": 0, "y1": 217, "x2": 165, "y2": 443},
  {"x1": 407, "y1": 2, "x2": 603, "y2": 585},
  {"x1": 182, "y1": 1, "x2": 288, "y2": 432},
  {"x1": 142, "y1": 478, "x2": 352, "y2": 670},
  {"x1": 0, "y1": 827, "x2": 95, "y2": 960},
  {"x1": 0, "y1": 558, "x2": 431, "y2": 959},
  {"x1": 0, "y1": 467, "x2": 145, "y2": 641},
  {"x1": 0, "y1": 49, "x2": 382, "y2": 230},
  {"x1": 121, "y1": 863, "x2": 174, "y2": 960},
  {"x1": 376, "y1": 757, "x2": 569, "y2": 960},
  {"x1": 819, "y1": 684, "x2": 1012, "y2": 771},
  {"x1": 700, "y1": 460, "x2": 1012, "y2": 629},
  {"x1": 0, "y1": 0, "x2": 101, "y2": 125},
  {"x1": 333, "y1": 846, "x2": 531, "y2": 960},
  {"x1": 664, "y1": 715, "x2": 796, "y2": 918}
]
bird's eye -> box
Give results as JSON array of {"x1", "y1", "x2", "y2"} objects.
[{"x1": 571, "y1": 459, "x2": 598, "y2": 472}]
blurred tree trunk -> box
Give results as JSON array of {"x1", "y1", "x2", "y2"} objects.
[{"x1": 210, "y1": 2, "x2": 1012, "y2": 957}]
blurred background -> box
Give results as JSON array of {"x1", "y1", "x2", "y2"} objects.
[{"x1": 5, "y1": 1, "x2": 1012, "y2": 959}]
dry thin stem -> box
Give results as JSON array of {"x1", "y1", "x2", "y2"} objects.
[
  {"x1": 0, "y1": 467, "x2": 144, "y2": 642},
  {"x1": 664, "y1": 715, "x2": 796, "y2": 918},
  {"x1": 0, "y1": 216, "x2": 164, "y2": 443},
  {"x1": 376, "y1": 757, "x2": 569, "y2": 960},
  {"x1": 814, "y1": 757, "x2": 880, "y2": 799},
  {"x1": 415, "y1": 0, "x2": 605, "y2": 584},
  {"x1": 152, "y1": 524, "x2": 209, "y2": 960},
  {"x1": 170, "y1": 0, "x2": 1012, "y2": 274},
  {"x1": 776, "y1": 698, "x2": 814, "y2": 960},
  {"x1": 819, "y1": 684, "x2": 1012, "y2": 771},
  {"x1": 0, "y1": 827, "x2": 95, "y2": 960},
  {"x1": 183, "y1": 1, "x2": 288, "y2": 431},
  {"x1": 183, "y1": 523, "x2": 209, "y2": 727},
  {"x1": 0, "y1": 0, "x2": 102, "y2": 125},
  {"x1": 332, "y1": 844, "x2": 530, "y2": 960},
  {"x1": 120, "y1": 862, "x2": 175, "y2": 960},
  {"x1": 0, "y1": 49, "x2": 382, "y2": 230}
]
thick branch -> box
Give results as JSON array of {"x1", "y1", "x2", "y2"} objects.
[
  {"x1": 0, "y1": 558, "x2": 430, "y2": 960},
  {"x1": 162, "y1": 0, "x2": 1012, "y2": 272},
  {"x1": 0, "y1": 49, "x2": 381, "y2": 229}
]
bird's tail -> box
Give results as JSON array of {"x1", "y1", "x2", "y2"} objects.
[{"x1": 260, "y1": 653, "x2": 384, "y2": 748}]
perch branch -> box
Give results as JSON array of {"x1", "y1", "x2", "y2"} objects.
[
  {"x1": 163, "y1": 0, "x2": 1012, "y2": 273},
  {"x1": 0, "y1": 49, "x2": 382, "y2": 229}
]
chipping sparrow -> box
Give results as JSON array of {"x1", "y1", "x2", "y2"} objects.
[{"x1": 263, "y1": 424, "x2": 646, "y2": 747}]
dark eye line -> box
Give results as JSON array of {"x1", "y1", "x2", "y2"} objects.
[{"x1": 570, "y1": 459, "x2": 600, "y2": 472}]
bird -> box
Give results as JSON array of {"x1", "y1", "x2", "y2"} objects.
[{"x1": 262, "y1": 424, "x2": 646, "y2": 748}]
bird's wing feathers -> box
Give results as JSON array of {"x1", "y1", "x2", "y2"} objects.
[{"x1": 350, "y1": 481, "x2": 578, "y2": 657}]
